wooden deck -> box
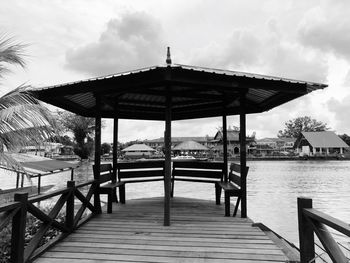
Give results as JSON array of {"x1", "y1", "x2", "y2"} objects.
[{"x1": 35, "y1": 197, "x2": 290, "y2": 262}]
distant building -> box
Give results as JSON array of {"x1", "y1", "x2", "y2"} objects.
[
  {"x1": 295, "y1": 131, "x2": 349, "y2": 156},
  {"x1": 256, "y1": 137, "x2": 296, "y2": 152},
  {"x1": 144, "y1": 136, "x2": 214, "y2": 150},
  {"x1": 122, "y1": 144, "x2": 156, "y2": 159},
  {"x1": 213, "y1": 127, "x2": 256, "y2": 155},
  {"x1": 20, "y1": 142, "x2": 63, "y2": 157},
  {"x1": 172, "y1": 140, "x2": 209, "y2": 157}
]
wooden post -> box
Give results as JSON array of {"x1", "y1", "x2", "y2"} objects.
[
  {"x1": 298, "y1": 197, "x2": 315, "y2": 263},
  {"x1": 70, "y1": 169, "x2": 74, "y2": 181},
  {"x1": 94, "y1": 94, "x2": 102, "y2": 213},
  {"x1": 164, "y1": 88, "x2": 172, "y2": 226},
  {"x1": 38, "y1": 175, "x2": 41, "y2": 194},
  {"x1": 239, "y1": 93, "x2": 247, "y2": 218},
  {"x1": 113, "y1": 104, "x2": 119, "y2": 183},
  {"x1": 16, "y1": 172, "x2": 20, "y2": 188},
  {"x1": 11, "y1": 192, "x2": 28, "y2": 263},
  {"x1": 222, "y1": 108, "x2": 228, "y2": 182},
  {"x1": 112, "y1": 106, "x2": 119, "y2": 203},
  {"x1": 66, "y1": 181, "x2": 75, "y2": 232},
  {"x1": 21, "y1": 172, "x2": 24, "y2": 188}
]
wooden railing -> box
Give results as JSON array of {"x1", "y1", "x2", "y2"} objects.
[
  {"x1": 298, "y1": 197, "x2": 350, "y2": 263},
  {"x1": 0, "y1": 179, "x2": 97, "y2": 262}
]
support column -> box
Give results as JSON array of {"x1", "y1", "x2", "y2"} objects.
[
  {"x1": 222, "y1": 109, "x2": 228, "y2": 182},
  {"x1": 340, "y1": 148, "x2": 343, "y2": 154},
  {"x1": 164, "y1": 89, "x2": 172, "y2": 226},
  {"x1": 113, "y1": 103, "x2": 119, "y2": 183},
  {"x1": 240, "y1": 92, "x2": 247, "y2": 218},
  {"x1": 94, "y1": 94, "x2": 102, "y2": 213}
]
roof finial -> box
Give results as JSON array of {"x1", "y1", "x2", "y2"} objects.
[{"x1": 166, "y1": 47, "x2": 172, "y2": 66}]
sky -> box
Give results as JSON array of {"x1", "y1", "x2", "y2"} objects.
[{"x1": 1, "y1": 0, "x2": 350, "y2": 143}]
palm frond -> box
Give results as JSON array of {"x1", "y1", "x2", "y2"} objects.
[
  {"x1": 0, "y1": 87, "x2": 58, "y2": 166},
  {"x1": 0, "y1": 35, "x2": 26, "y2": 77}
]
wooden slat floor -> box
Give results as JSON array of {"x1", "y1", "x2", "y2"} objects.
[{"x1": 35, "y1": 197, "x2": 289, "y2": 263}]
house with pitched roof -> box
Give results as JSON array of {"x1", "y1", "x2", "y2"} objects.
[
  {"x1": 121, "y1": 144, "x2": 156, "y2": 159},
  {"x1": 213, "y1": 127, "x2": 256, "y2": 155},
  {"x1": 294, "y1": 131, "x2": 349, "y2": 156}
]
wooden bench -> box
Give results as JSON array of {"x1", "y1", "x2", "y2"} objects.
[
  {"x1": 117, "y1": 160, "x2": 165, "y2": 203},
  {"x1": 93, "y1": 163, "x2": 125, "y2": 213},
  {"x1": 218, "y1": 163, "x2": 249, "y2": 217},
  {"x1": 171, "y1": 161, "x2": 224, "y2": 204}
]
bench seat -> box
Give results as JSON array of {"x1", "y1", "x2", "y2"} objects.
[
  {"x1": 117, "y1": 160, "x2": 165, "y2": 203},
  {"x1": 218, "y1": 163, "x2": 249, "y2": 217},
  {"x1": 93, "y1": 164, "x2": 125, "y2": 214},
  {"x1": 171, "y1": 161, "x2": 224, "y2": 204}
]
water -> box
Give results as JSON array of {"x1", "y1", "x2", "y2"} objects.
[{"x1": 1, "y1": 160, "x2": 349, "y2": 247}]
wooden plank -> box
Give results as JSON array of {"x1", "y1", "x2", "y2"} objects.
[
  {"x1": 53, "y1": 241, "x2": 285, "y2": 255},
  {"x1": 64, "y1": 236, "x2": 277, "y2": 248},
  {"x1": 118, "y1": 161, "x2": 164, "y2": 169},
  {"x1": 173, "y1": 170, "x2": 222, "y2": 179},
  {"x1": 34, "y1": 197, "x2": 288, "y2": 262},
  {"x1": 49, "y1": 246, "x2": 287, "y2": 261},
  {"x1": 173, "y1": 161, "x2": 224, "y2": 170},
  {"x1": 37, "y1": 253, "x2": 286, "y2": 263},
  {"x1": 119, "y1": 170, "x2": 164, "y2": 179}
]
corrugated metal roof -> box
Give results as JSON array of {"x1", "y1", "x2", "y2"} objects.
[
  {"x1": 174, "y1": 64, "x2": 326, "y2": 89},
  {"x1": 122, "y1": 144, "x2": 156, "y2": 152},
  {"x1": 173, "y1": 140, "x2": 208, "y2": 151},
  {"x1": 32, "y1": 64, "x2": 326, "y2": 92},
  {"x1": 29, "y1": 63, "x2": 327, "y2": 121},
  {"x1": 302, "y1": 131, "x2": 349, "y2": 148}
]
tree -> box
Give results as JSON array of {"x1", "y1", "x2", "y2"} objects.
[
  {"x1": 0, "y1": 36, "x2": 56, "y2": 169},
  {"x1": 57, "y1": 111, "x2": 95, "y2": 159},
  {"x1": 277, "y1": 116, "x2": 329, "y2": 138},
  {"x1": 339, "y1": 134, "x2": 350, "y2": 146},
  {"x1": 101, "y1": 143, "x2": 111, "y2": 155}
]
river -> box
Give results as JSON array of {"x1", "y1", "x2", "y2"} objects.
[{"x1": 1, "y1": 160, "x2": 349, "y2": 247}]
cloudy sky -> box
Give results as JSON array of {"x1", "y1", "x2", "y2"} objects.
[{"x1": 1, "y1": 0, "x2": 350, "y2": 143}]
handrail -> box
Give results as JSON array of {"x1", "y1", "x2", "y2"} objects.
[
  {"x1": 303, "y1": 208, "x2": 350, "y2": 237},
  {"x1": 28, "y1": 188, "x2": 71, "y2": 203},
  {"x1": 0, "y1": 200, "x2": 21, "y2": 213},
  {"x1": 0, "y1": 179, "x2": 99, "y2": 263},
  {"x1": 76, "y1": 179, "x2": 96, "y2": 188},
  {"x1": 298, "y1": 197, "x2": 350, "y2": 263}
]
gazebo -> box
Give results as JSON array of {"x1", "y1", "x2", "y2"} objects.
[
  {"x1": 173, "y1": 140, "x2": 208, "y2": 157},
  {"x1": 30, "y1": 48, "x2": 326, "y2": 226}
]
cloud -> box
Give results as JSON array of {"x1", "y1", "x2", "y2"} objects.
[
  {"x1": 65, "y1": 12, "x2": 166, "y2": 76},
  {"x1": 190, "y1": 25, "x2": 328, "y2": 83},
  {"x1": 298, "y1": 1, "x2": 350, "y2": 61},
  {"x1": 327, "y1": 95, "x2": 350, "y2": 134}
]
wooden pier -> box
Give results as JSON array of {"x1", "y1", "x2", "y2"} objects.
[{"x1": 35, "y1": 197, "x2": 291, "y2": 262}]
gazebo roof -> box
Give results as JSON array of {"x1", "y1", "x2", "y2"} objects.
[{"x1": 29, "y1": 63, "x2": 327, "y2": 121}]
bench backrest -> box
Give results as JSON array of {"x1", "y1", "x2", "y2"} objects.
[
  {"x1": 229, "y1": 163, "x2": 249, "y2": 187},
  {"x1": 172, "y1": 161, "x2": 224, "y2": 181},
  {"x1": 117, "y1": 160, "x2": 165, "y2": 182},
  {"x1": 93, "y1": 163, "x2": 114, "y2": 183}
]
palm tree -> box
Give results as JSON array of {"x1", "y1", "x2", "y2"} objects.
[{"x1": 0, "y1": 36, "x2": 56, "y2": 170}]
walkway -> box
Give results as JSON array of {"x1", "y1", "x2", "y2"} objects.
[{"x1": 35, "y1": 197, "x2": 291, "y2": 262}]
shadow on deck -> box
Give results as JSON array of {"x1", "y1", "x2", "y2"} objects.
[{"x1": 35, "y1": 197, "x2": 290, "y2": 263}]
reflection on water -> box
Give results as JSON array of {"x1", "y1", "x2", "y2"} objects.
[
  {"x1": 247, "y1": 160, "x2": 350, "y2": 244},
  {"x1": 1, "y1": 160, "x2": 349, "y2": 245}
]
